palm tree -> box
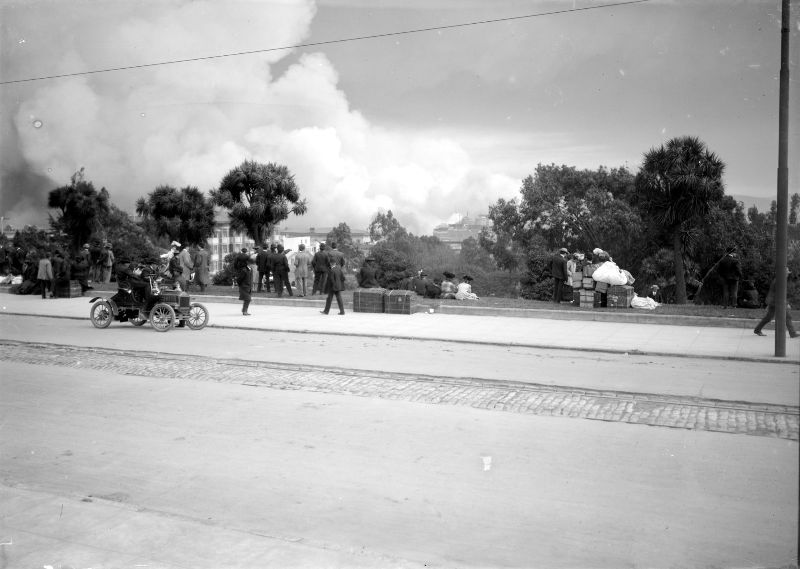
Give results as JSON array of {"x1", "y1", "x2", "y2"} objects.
[
  {"x1": 210, "y1": 160, "x2": 307, "y2": 245},
  {"x1": 636, "y1": 136, "x2": 726, "y2": 304}
]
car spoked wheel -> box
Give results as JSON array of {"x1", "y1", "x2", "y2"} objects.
[
  {"x1": 186, "y1": 303, "x2": 209, "y2": 330},
  {"x1": 149, "y1": 303, "x2": 176, "y2": 332},
  {"x1": 90, "y1": 300, "x2": 113, "y2": 329}
]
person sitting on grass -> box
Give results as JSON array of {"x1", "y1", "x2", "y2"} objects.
[
  {"x1": 440, "y1": 271, "x2": 457, "y2": 299},
  {"x1": 455, "y1": 274, "x2": 479, "y2": 301}
]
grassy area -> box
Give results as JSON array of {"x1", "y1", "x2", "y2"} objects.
[{"x1": 172, "y1": 284, "x2": 793, "y2": 321}]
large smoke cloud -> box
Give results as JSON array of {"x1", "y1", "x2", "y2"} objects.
[{"x1": 1, "y1": 0, "x2": 517, "y2": 234}]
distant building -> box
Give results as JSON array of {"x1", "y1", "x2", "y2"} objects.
[
  {"x1": 275, "y1": 225, "x2": 371, "y2": 253},
  {"x1": 433, "y1": 214, "x2": 491, "y2": 251},
  {"x1": 206, "y1": 214, "x2": 371, "y2": 274}
]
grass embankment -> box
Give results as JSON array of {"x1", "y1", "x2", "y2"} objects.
[{"x1": 160, "y1": 284, "x2": 795, "y2": 322}]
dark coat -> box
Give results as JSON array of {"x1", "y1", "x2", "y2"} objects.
[
  {"x1": 256, "y1": 250, "x2": 270, "y2": 273},
  {"x1": 357, "y1": 265, "x2": 379, "y2": 288},
  {"x1": 324, "y1": 249, "x2": 346, "y2": 293},
  {"x1": 549, "y1": 254, "x2": 568, "y2": 280},
  {"x1": 717, "y1": 255, "x2": 742, "y2": 281},
  {"x1": 273, "y1": 252, "x2": 290, "y2": 275},
  {"x1": 238, "y1": 266, "x2": 252, "y2": 301},
  {"x1": 312, "y1": 250, "x2": 328, "y2": 274}
]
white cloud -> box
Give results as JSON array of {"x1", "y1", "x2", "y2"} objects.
[{"x1": 6, "y1": 0, "x2": 522, "y2": 234}]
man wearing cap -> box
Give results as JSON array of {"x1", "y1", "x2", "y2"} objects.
[
  {"x1": 99, "y1": 243, "x2": 115, "y2": 284},
  {"x1": 549, "y1": 247, "x2": 569, "y2": 304},
  {"x1": 717, "y1": 246, "x2": 742, "y2": 309},
  {"x1": 754, "y1": 270, "x2": 798, "y2": 338}
]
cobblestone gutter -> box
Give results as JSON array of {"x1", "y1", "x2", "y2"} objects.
[{"x1": 2, "y1": 340, "x2": 797, "y2": 441}]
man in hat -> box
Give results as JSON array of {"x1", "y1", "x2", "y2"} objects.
[
  {"x1": 293, "y1": 243, "x2": 313, "y2": 296},
  {"x1": 311, "y1": 242, "x2": 328, "y2": 295},
  {"x1": 717, "y1": 246, "x2": 742, "y2": 309},
  {"x1": 99, "y1": 243, "x2": 115, "y2": 284},
  {"x1": 357, "y1": 256, "x2": 380, "y2": 288},
  {"x1": 549, "y1": 247, "x2": 569, "y2": 304},
  {"x1": 754, "y1": 270, "x2": 798, "y2": 338}
]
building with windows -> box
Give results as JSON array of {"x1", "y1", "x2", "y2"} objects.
[
  {"x1": 433, "y1": 214, "x2": 492, "y2": 251},
  {"x1": 206, "y1": 213, "x2": 371, "y2": 274}
]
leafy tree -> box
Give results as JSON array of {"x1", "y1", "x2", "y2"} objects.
[
  {"x1": 459, "y1": 236, "x2": 496, "y2": 272},
  {"x1": 370, "y1": 242, "x2": 415, "y2": 289},
  {"x1": 325, "y1": 222, "x2": 363, "y2": 269},
  {"x1": 481, "y1": 164, "x2": 642, "y2": 273},
  {"x1": 368, "y1": 210, "x2": 407, "y2": 243},
  {"x1": 636, "y1": 136, "x2": 726, "y2": 304},
  {"x1": 136, "y1": 185, "x2": 215, "y2": 246},
  {"x1": 211, "y1": 160, "x2": 306, "y2": 245},
  {"x1": 102, "y1": 204, "x2": 160, "y2": 264},
  {"x1": 790, "y1": 193, "x2": 800, "y2": 225},
  {"x1": 47, "y1": 168, "x2": 110, "y2": 255}
]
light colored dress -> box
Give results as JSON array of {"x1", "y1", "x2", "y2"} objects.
[{"x1": 455, "y1": 282, "x2": 479, "y2": 301}]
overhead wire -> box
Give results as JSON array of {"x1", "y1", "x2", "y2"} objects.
[{"x1": 1, "y1": 0, "x2": 651, "y2": 85}]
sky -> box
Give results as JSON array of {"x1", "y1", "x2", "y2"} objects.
[{"x1": 1, "y1": 0, "x2": 798, "y2": 235}]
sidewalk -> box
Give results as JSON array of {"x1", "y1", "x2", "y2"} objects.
[{"x1": 1, "y1": 292, "x2": 798, "y2": 364}]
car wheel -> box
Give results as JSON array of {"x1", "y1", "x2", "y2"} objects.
[
  {"x1": 186, "y1": 302, "x2": 209, "y2": 330},
  {"x1": 149, "y1": 303, "x2": 176, "y2": 332},
  {"x1": 89, "y1": 300, "x2": 113, "y2": 329}
]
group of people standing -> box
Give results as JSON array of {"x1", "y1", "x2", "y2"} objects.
[
  {"x1": 233, "y1": 241, "x2": 347, "y2": 316},
  {"x1": 163, "y1": 241, "x2": 211, "y2": 292},
  {"x1": 2, "y1": 243, "x2": 98, "y2": 298}
]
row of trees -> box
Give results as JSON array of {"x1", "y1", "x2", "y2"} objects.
[
  {"x1": 479, "y1": 136, "x2": 800, "y2": 304},
  {"x1": 10, "y1": 135, "x2": 798, "y2": 304}
]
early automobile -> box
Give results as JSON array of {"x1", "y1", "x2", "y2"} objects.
[{"x1": 89, "y1": 262, "x2": 209, "y2": 332}]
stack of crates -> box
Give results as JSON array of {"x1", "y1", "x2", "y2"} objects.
[
  {"x1": 607, "y1": 284, "x2": 635, "y2": 308},
  {"x1": 577, "y1": 263, "x2": 599, "y2": 308},
  {"x1": 352, "y1": 288, "x2": 387, "y2": 313},
  {"x1": 571, "y1": 269, "x2": 583, "y2": 304}
]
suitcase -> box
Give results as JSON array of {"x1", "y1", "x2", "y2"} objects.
[
  {"x1": 353, "y1": 288, "x2": 386, "y2": 313},
  {"x1": 384, "y1": 290, "x2": 414, "y2": 315}
]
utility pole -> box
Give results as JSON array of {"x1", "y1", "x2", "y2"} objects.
[{"x1": 774, "y1": 0, "x2": 790, "y2": 357}]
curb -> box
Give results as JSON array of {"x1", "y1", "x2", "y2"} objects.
[{"x1": 2, "y1": 310, "x2": 795, "y2": 366}]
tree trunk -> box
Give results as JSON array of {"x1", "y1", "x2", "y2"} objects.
[{"x1": 673, "y1": 228, "x2": 687, "y2": 304}]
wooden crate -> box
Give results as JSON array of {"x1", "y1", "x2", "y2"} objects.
[
  {"x1": 582, "y1": 277, "x2": 594, "y2": 290},
  {"x1": 352, "y1": 288, "x2": 386, "y2": 313},
  {"x1": 54, "y1": 280, "x2": 83, "y2": 298},
  {"x1": 384, "y1": 290, "x2": 414, "y2": 315},
  {"x1": 594, "y1": 281, "x2": 609, "y2": 293},
  {"x1": 579, "y1": 290, "x2": 594, "y2": 308},
  {"x1": 608, "y1": 285, "x2": 634, "y2": 308}
]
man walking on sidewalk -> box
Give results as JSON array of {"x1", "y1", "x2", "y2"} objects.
[{"x1": 754, "y1": 270, "x2": 798, "y2": 338}]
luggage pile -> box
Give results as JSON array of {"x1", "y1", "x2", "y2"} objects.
[
  {"x1": 572, "y1": 259, "x2": 635, "y2": 309},
  {"x1": 352, "y1": 288, "x2": 415, "y2": 315}
]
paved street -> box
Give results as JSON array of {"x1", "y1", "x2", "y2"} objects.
[{"x1": 0, "y1": 296, "x2": 798, "y2": 568}]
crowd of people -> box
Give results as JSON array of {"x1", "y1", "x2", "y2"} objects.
[{"x1": 230, "y1": 241, "x2": 348, "y2": 316}]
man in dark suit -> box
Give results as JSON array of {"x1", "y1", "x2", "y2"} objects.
[
  {"x1": 256, "y1": 245, "x2": 270, "y2": 292},
  {"x1": 717, "y1": 246, "x2": 742, "y2": 309},
  {"x1": 311, "y1": 243, "x2": 328, "y2": 295},
  {"x1": 549, "y1": 247, "x2": 569, "y2": 304},
  {"x1": 273, "y1": 244, "x2": 293, "y2": 297}
]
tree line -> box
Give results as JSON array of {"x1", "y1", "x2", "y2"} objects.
[{"x1": 7, "y1": 135, "x2": 799, "y2": 304}]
